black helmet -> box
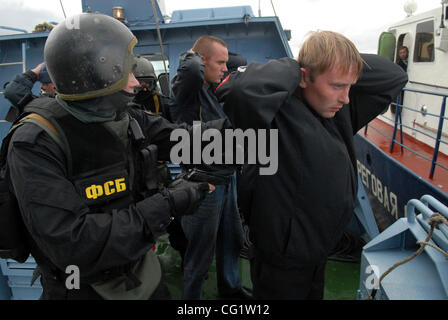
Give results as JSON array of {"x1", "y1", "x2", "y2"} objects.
[
  {"x1": 44, "y1": 13, "x2": 137, "y2": 101},
  {"x1": 134, "y1": 56, "x2": 156, "y2": 79},
  {"x1": 227, "y1": 52, "x2": 247, "y2": 73}
]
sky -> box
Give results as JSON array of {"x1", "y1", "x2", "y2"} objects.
[{"x1": 0, "y1": 0, "x2": 444, "y2": 55}]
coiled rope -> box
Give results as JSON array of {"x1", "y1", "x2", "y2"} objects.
[{"x1": 367, "y1": 212, "x2": 448, "y2": 300}]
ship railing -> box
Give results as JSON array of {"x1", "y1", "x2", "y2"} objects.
[{"x1": 364, "y1": 87, "x2": 448, "y2": 179}]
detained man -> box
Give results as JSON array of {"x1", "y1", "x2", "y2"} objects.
[{"x1": 216, "y1": 30, "x2": 408, "y2": 299}]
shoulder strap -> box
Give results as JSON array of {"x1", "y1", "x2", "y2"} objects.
[
  {"x1": 152, "y1": 92, "x2": 160, "y2": 115},
  {"x1": 1, "y1": 113, "x2": 66, "y2": 165},
  {"x1": 20, "y1": 113, "x2": 65, "y2": 152}
]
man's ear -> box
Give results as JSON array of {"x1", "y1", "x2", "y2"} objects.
[
  {"x1": 201, "y1": 54, "x2": 207, "y2": 65},
  {"x1": 299, "y1": 67, "x2": 308, "y2": 89}
]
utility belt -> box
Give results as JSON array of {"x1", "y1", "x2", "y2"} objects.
[
  {"x1": 179, "y1": 168, "x2": 233, "y2": 186},
  {"x1": 35, "y1": 257, "x2": 143, "y2": 291}
]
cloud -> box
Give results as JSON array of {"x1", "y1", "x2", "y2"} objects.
[{"x1": 0, "y1": 1, "x2": 60, "y2": 35}]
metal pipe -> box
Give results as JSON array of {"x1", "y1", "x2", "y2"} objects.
[
  {"x1": 430, "y1": 96, "x2": 447, "y2": 179},
  {"x1": 366, "y1": 124, "x2": 448, "y2": 171},
  {"x1": 150, "y1": 0, "x2": 168, "y2": 75},
  {"x1": 390, "y1": 94, "x2": 401, "y2": 153},
  {"x1": 0, "y1": 26, "x2": 27, "y2": 33},
  {"x1": 0, "y1": 62, "x2": 23, "y2": 66},
  {"x1": 21, "y1": 41, "x2": 26, "y2": 72},
  {"x1": 399, "y1": 101, "x2": 404, "y2": 153}
]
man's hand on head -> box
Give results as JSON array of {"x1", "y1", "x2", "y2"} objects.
[{"x1": 31, "y1": 62, "x2": 45, "y2": 77}]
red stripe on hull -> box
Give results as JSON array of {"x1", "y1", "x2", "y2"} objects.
[{"x1": 360, "y1": 118, "x2": 448, "y2": 193}]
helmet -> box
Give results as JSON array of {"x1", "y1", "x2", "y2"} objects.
[
  {"x1": 134, "y1": 56, "x2": 156, "y2": 79},
  {"x1": 44, "y1": 13, "x2": 137, "y2": 101},
  {"x1": 226, "y1": 52, "x2": 247, "y2": 73},
  {"x1": 39, "y1": 64, "x2": 52, "y2": 84}
]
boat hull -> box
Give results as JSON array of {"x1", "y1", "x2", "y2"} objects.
[{"x1": 354, "y1": 132, "x2": 448, "y2": 229}]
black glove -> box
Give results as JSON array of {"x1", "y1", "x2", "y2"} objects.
[
  {"x1": 161, "y1": 178, "x2": 210, "y2": 217},
  {"x1": 202, "y1": 118, "x2": 233, "y2": 131}
]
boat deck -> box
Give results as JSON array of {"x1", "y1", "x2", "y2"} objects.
[
  {"x1": 157, "y1": 236, "x2": 360, "y2": 300},
  {"x1": 361, "y1": 118, "x2": 448, "y2": 193}
]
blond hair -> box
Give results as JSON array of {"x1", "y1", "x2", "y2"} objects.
[
  {"x1": 298, "y1": 30, "x2": 364, "y2": 81},
  {"x1": 192, "y1": 35, "x2": 227, "y2": 58}
]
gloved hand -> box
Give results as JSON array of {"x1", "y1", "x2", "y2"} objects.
[
  {"x1": 202, "y1": 118, "x2": 233, "y2": 131},
  {"x1": 161, "y1": 178, "x2": 211, "y2": 217}
]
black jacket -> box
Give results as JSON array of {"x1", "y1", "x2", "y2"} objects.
[
  {"x1": 4, "y1": 71, "x2": 55, "y2": 121},
  {"x1": 4, "y1": 71, "x2": 38, "y2": 107},
  {"x1": 170, "y1": 52, "x2": 229, "y2": 124},
  {"x1": 397, "y1": 59, "x2": 407, "y2": 72},
  {"x1": 6, "y1": 97, "x2": 228, "y2": 281},
  {"x1": 217, "y1": 54, "x2": 408, "y2": 266},
  {"x1": 169, "y1": 51, "x2": 234, "y2": 176}
]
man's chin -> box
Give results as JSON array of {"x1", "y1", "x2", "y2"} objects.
[{"x1": 317, "y1": 110, "x2": 336, "y2": 118}]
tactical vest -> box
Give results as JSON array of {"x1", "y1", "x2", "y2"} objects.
[
  {"x1": 19, "y1": 97, "x2": 161, "y2": 284},
  {"x1": 26, "y1": 97, "x2": 160, "y2": 206}
]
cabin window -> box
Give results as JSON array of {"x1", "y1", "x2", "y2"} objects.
[
  {"x1": 413, "y1": 20, "x2": 434, "y2": 62},
  {"x1": 396, "y1": 33, "x2": 411, "y2": 63}
]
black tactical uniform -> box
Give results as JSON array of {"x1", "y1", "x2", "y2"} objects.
[
  {"x1": 5, "y1": 13, "x2": 223, "y2": 300},
  {"x1": 133, "y1": 56, "x2": 171, "y2": 120}
]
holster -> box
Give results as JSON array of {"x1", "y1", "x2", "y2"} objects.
[{"x1": 140, "y1": 145, "x2": 159, "y2": 195}]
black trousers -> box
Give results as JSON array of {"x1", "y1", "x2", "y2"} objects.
[
  {"x1": 40, "y1": 274, "x2": 171, "y2": 300},
  {"x1": 250, "y1": 257, "x2": 326, "y2": 300}
]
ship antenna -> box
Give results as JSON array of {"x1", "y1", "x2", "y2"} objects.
[
  {"x1": 440, "y1": 0, "x2": 446, "y2": 28},
  {"x1": 270, "y1": 0, "x2": 278, "y2": 17},
  {"x1": 59, "y1": 0, "x2": 66, "y2": 18},
  {"x1": 258, "y1": 0, "x2": 261, "y2": 17},
  {"x1": 150, "y1": 0, "x2": 168, "y2": 75}
]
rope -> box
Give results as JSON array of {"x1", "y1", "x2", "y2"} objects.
[
  {"x1": 150, "y1": 0, "x2": 168, "y2": 75},
  {"x1": 366, "y1": 212, "x2": 448, "y2": 300}
]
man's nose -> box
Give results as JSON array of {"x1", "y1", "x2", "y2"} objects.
[
  {"x1": 339, "y1": 87, "x2": 350, "y2": 105},
  {"x1": 128, "y1": 73, "x2": 140, "y2": 88}
]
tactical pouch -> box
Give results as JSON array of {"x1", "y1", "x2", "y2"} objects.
[
  {"x1": 140, "y1": 145, "x2": 159, "y2": 195},
  {"x1": 0, "y1": 180, "x2": 29, "y2": 263},
  {"x1": 0, "y1": 112, "x2": 58, "y2": 263},
  {"x1": 0, "y1": 146, "x2": 30, "y2": 263}
]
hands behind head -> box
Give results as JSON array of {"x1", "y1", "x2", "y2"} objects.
[{"x1": 31, "y1": 62, "x2": 45, "y2": 77}]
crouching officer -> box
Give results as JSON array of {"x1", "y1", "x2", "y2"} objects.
[
  {"x1": 5, "y1": 13, "x2": 222, "y2": 300},
  {"x1": 132, "y1": 55, "x2": 171, "y2": 120}
]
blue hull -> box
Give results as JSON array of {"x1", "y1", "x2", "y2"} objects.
[{"x1": 354, "y1": 133, "x2": 448, "y2": 225}]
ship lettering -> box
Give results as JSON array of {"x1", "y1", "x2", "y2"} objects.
[{"x1": 357, "y1": 160, "x2": 398, "y2": 219}]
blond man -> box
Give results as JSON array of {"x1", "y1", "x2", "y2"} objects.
[{"x1": 216, "y1": 31, "x2": 407, "y2": 299}]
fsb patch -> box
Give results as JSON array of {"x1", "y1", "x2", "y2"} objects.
[
  {"x1": 75, "y1": 171, "x2": 130, "y2": 205},
  {"x1": 85, "y1": 178, "x2": 127, "y2": 199}
]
